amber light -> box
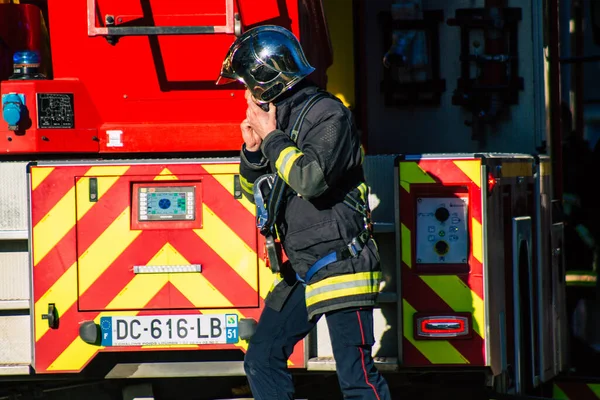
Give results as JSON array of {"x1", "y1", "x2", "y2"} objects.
[{"x1": 416, "y1": 316, "x2": 469, "y2": 338}]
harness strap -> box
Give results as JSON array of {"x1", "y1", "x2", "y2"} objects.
[{"x1": 297, "y1": 229, "x2": 371, "y2": 284}]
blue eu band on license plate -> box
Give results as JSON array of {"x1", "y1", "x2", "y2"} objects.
[{"x1": 100, "y1": 314, "x2": 239, "y2": 347}]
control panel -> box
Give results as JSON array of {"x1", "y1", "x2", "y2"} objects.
[
  {"x1": 138, "y1": 186, "x2": 195, "y2": 221},
  {"x1": 415, "y1": 196, "x2": 469, "y2": 264},
  {"x1": 131, "y1": 182, "x2": 202, "y2": 230}
]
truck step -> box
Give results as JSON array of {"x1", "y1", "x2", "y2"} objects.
[{"x1": 0, "y1": 364, "x2": 30, "y2": 376}]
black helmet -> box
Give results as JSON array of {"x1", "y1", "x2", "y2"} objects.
[{"x1": 216, "y1": 25, "x2": 315, "y2": 104}]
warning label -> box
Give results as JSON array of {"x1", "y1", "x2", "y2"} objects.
[{"x1": 37, "y1": 93, "x2": 75, "y2": 129}]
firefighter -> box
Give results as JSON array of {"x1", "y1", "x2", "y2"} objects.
[{"x1": 216, "y1": 25, "x2": 391, "y2": 400}]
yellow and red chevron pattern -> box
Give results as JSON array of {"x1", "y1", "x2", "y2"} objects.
[
  {"x1": 30, "y1": 161, "x2": 304, "y2": 373},
  {"x1": 399, "y1": 158, "x2": 485, "y2": 366},
  {"x1": 553, "y1": 382, "x2": 600, "y2": 399}
]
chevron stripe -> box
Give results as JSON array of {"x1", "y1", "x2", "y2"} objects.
[
  {"x1": 32, "y1": 162, "x2": 281, "y2": 373},
  {"x1": 399, "y1": 162, "x2": 436, "y2": 193},
  {"x1": 403, "y1": 300, "x2": 468, "y2": 364},
  {"x1": 202, "y1": 164, "x2": 255, "y2": 215},
  {"x1": 169, "y1": 230, "x2": 261, "y2": 309},
  {"x1": 399, "y1": 157, "x2": 486, "y2": 366},
  {"x1": 419, "y1": 275, "x2": 484, "y2": 337},
  {"x1": 33, "y1": 166, "x2": 130, "y2": 265},
  {"x1": 49, "y1": 245, "x2": 257, "y2": 371},
  {"x1": 154, "y1": 167, "x2": 178, "y2": 180},
  {"x1": 553, "y1": 382, "x2": 600, "y2": 400},
  {"x1": 453, "y1": 160, "x2": 481, "y2": 187},
  {"x1": 48, "y1": 272, "x2": 169, "y2": 371},
  {"x1": 193, "y1": 204, "x2": 258, "y2": 293},
  {"x1": 35, "y1": 231, "x2": 168, "y2": 371},
  {"x1": 34, "y1": 262, "x2": 77, "y2": 341},
  {"x1": 33, "y1": 166, "x2": 166, "y2": 302},
  {"x1": 402, "y1": 263, "x2": 485, "y2": 364},
  {"x1": 78, "y1": 207, "x2": 142, "y2": 299},
  {"x1": 30, "y1": 166, "x2": 54, "y2": 191},
  {"x1": 30, "y1": 166, "x2": 91, "y2": 226}
]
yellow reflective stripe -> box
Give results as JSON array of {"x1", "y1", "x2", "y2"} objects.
[
  {"x1": 34, "y1": 167, "x2": 128, "y2": 265},
  {"x1": 76, "y1": 167, "x2": 130, "y2": 219},
  {"x1": 453, "y1": 160, "x2": 481, "y2": 187},
  {"x1": 552, "y1": 384, "x2": 569, "y2": 400},
  {"x1": 194, "y1": 204, "x2": 258, "y2": 292},
  {"x1": 201, "y1": 163, "x2": 240, "y2": 175},
  {"x1": 306, "y1": 271, "x2": 381, "y2": 291},
  {"x1": 588, "y1": 384, "x2": 600, "y2": 397},
  {"x1": 357, "y1": 182, "x2": 368, "y2": 202},
  {"x1": 35, "y1": 262, "x2": 77, "y2": 341},
  {"x1": 305, "y1": 271, "x2": 381, "y2": 307},
  {"x1": 170, "y1": 275, "x2": 250, "y2": 353},
  {"x1": 47, "y1": 273, "x2": 169, "y2": 371},
  {"x1": 275, "y1": 146, "x2": 303, "y2": 182},
  {"x1": 30, "y1": 167, "x2": 54, "y2": 191},
  {"x1": 400, "y1": 162, "x2": 436, "y2": 193},
  {"x1": 269, "y1": 274, "x2": 284, "y2": 294},
  {"x1": 239, "y1": 175, "x2": 253, "y2": 194},
  {"x1": 401, "y1": 223, "x2": 412, "y2": 268},
  {"x1": 154, "y1": 167, "x2": 178, "y2": 180},
  {"x1": 77, "y1": 208, "x2": 142, "y2": 294},
  {"x1": 85, "y1": 165, "x2": 131, "y2": 178},
  {"x1": 169, "y1": 269, "x2": 235, "y2": 310},
  {"x1": 111, "y1": 274, "x2": 169, "y2": 309},
  {"x1": 403, "y1": 299, "x2": 469, "y2": 364},
  {"x1": 471, "y1": 218, "x2": 483, "y2": 263},
  {"x1": 32, "y1": 187, "x2": 76, "y2": 266},
  {"x1": 48, "y1": 241, "x2": 256, "y2": 370},
  {"x1": 419, "y1": 275, "x2": 485, "y2": 338},
  {"x1": 201, "y1": 164, "x2": 255, "y2": 215},
  {"x1": 306, "y1": 284, "x2": 379, "y2": 307}
]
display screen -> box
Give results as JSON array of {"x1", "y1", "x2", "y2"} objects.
[
  {"x1": 147, "y1": 192, "x2": 187, "y2": 215},
  {"x1": 138, "y1": 186, "x2": 195, "y2": 221}
]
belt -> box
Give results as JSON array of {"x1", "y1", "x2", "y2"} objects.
[{"x1": 297, "y1": 229, "x2": 371, "y2": 284}]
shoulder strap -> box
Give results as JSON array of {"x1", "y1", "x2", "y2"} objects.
[
  {"x1": 259, "y1": 92, "x2": 329, "y2": 236},
  {"x1": 289, "y1": 91, "x2": 330, "y2": 142}
]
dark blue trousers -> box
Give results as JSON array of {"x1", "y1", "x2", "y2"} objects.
[{"x1": 244, "y1": 283, "x2": 391, "y2": 399}]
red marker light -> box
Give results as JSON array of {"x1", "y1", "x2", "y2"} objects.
[
  {"x1": 487, "y1": 172, "x2": 497, "y2": 194},
  {"x1": 416, "y1": 316, "x2": 470, "y2": 338}
]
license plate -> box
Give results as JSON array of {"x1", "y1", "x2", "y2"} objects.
[{"x1": 99, "y1": 314, "x2": 239, "y2": 347}]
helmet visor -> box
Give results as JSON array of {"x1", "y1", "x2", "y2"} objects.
[
  {"x1": 215, "y1": 75, "x2": 236, "y2": 85},
  {"x1": 215, "y1": 38, "x2": 243, "y2": 85}
]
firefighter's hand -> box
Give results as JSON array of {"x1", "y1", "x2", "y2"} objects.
[
  {"x1": 245, "y1": 90, "x2": 276, "y2": 140},
  {"x1": 241, "y1": 119, "x2": 262, "y2": 152}
]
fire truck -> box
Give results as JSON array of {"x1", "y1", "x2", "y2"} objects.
[{"x1": 1, "y1": 0, "x2": 599, "y2": 399}]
